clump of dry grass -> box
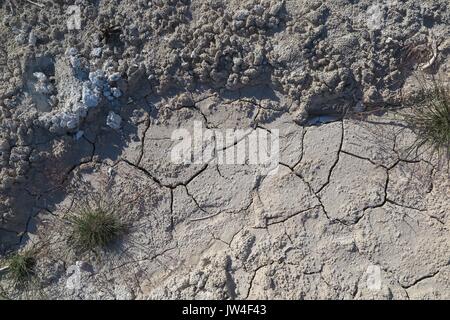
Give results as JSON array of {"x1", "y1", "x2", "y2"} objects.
[
  {"x1": 403, "y1": 76, "x2": 450, "y2": 163},
  {"x1": 2, "y1": 250, "x2": 36, "y2": 287},
  {"x1": 68, "y1": 196, "x2": 125, "y2": 252}
]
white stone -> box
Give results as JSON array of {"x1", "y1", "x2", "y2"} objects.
[
  {"x1": 28, "y1": 31, "x2": 36, "y2": 46},
  {"x1": 108, "y1": 72, "x2": 122, "y2": 82},
  {"x1": 33, "y1": 72, "x2": 47, "y2": 82},
  {"x1": 106, "y1": 111, "x2": 122, "y2": 129},
  {"x1": 66, "y1": 47, "x2": 78, "y2": 56},
  {"x1": 82, "y1": 83, "x2": 100, "y2": 108},
  {"x1": 74, "y1": 130, "x2": 84, "y2": 140},
  {"x1": 91, "y1": 47, "x2": 103, "y2": 58},
  {"x1": 111, "y1": 87, "x2": 122, "y2": 98},
  {"x1": 89, "y1": 70, "x2": 106, "y2": 88}
]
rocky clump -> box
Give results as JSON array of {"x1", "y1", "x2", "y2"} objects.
[
  {"x1": 37, "y1": 48, "x2": 124, "y2": 133},
  {"x1": 143, "y1": 0, "x2": 289, "y2": 93}
]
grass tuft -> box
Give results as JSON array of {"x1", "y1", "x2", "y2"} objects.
[
  {"x1": 5, "y1": 251, "x2": 35, "y2": 286},
  {"x1": 404, "y1": 76, "x2": 450, "y2": 162},
  {"x1": 69, "y1": 198, "x2": 125, "y2": 252}
]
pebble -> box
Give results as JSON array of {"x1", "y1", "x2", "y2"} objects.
[
  {"x1": 74, "y1": 130, "x2": 84, "y2": 140},
  {"x1": 91, "y1": 47, "x2": 103, "y2": 58},
  {"x1": 106, "y1": 111, "x2": 122, "y2": 129},
  {"x1": 108, "y1": 72, "x2": 122, "y2": 82},
  {"x1": 111, "y1": 87, "x2": 122, "y2": 98},
  {"x1": 82, "y1": 83, "x2": 100, "y2": 108}
]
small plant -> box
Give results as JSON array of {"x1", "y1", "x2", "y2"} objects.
[
  {"x1": 69, "y1": 197, "x2": 125, "y2": 252},
  {"x1": 403, "y1": 76, "x2": 450, "y2": 163},
  {"x1": 4, "y1": 250, "x2": 36, "y2": 286}
]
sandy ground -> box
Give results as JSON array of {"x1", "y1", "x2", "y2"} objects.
[{"x1": 0, "y1": 0, "x2": 449, "y2": 299}]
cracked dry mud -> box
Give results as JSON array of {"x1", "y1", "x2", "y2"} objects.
[{"x1": 0, "y1": 0, "x2": 449, "y2": 300}]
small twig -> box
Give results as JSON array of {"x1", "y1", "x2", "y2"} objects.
[
  {"x1": 0, "y1": 266, "x2": 9, "y2": 273},
  {"x1": 25, "y1": 0, "x2": 45, "y2": 8},
  {"x1": 420, "y1": 37, "x2": 438, "y2": 71}
]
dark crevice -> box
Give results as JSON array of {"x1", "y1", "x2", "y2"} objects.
[
  {"x1": 136, "y1": 116, "x2": 151, "y2": 166},
  {"x1": 340, "y1": 149, "x2": 389, "y2": 170},
  {"x1": 120, "y1": 158, "x2": 208, "y2": 190},
  {"x1": 291, "y1": 127, "x2": 307, "y2": 171},
  {"x1": 315, "y1": 120, "x2": 344, "y2": 194},
  {"x1": 385, "y1": 199, "x2": 426, "y2": 212},
  {"x1": 386, "y1": 199, "x2": 446, "y2": 226},
  {"x1": 401, "y1": 269, "x2": 441, "y2": 289},
  {"x1": 245, "y1": 263, "x2": 271, "y2": 299},
  {"x1": 61, "y1": 137, "x2": 96, "y2": 185},
  {"x1": 265, "y1": 205, "x2": 322, "y2": 227}
]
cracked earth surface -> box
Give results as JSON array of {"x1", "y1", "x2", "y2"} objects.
[
  {"x1": 0, "y1": 0, "x2": 449, "y2": 300},
  {"x1": 3, "y1": 98, "x2": 448, "y2": 300}
]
